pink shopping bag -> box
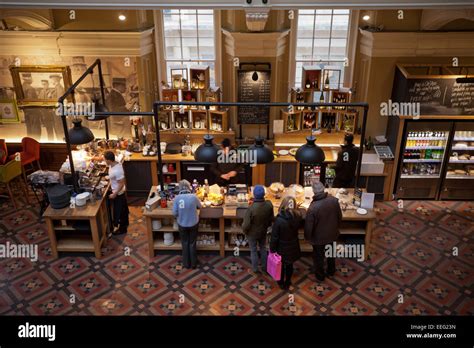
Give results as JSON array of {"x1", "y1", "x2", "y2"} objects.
[{"x1": 267, "y1": 252, "x2": 282, "y2": 281}]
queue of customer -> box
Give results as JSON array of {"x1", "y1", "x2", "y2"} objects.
[{"x1": 173, "y1": 179, "x2": 343, "y2": 290}]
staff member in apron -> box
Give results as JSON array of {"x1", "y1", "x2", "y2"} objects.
[
  {"x1": 210, "y1": 138, "x2": 243, "y2": 186},
  {"x1": 104, "y1": 151, "x2": 129, "y2": 235}
]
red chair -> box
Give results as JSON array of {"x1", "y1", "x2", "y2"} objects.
[
  {"x1": 9, "y1": 137, "x2": 41, "y2": 183},
  {"x1": 0, "y1": 139, "x2": 7, "y2": 165}
]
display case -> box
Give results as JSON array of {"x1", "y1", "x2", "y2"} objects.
[
  {"x1": 161, "y1": 89, "x2": 179, "y2": 109},
  {"x1": 209, "y1": 110, "x2": 228, "y2": 132},
  {"x1": 290, "y1": 88, "x2": 312, "y2": 110},
  {"x1": 440, "y1": 122, "x2": 474, "y2": 200},
  {"x1": 395, "y1": 121, "x2": 451, "y2": 199},
  {"x1": 171, "y1": 67, "x2": 188, "y2": 89},
  {"x1": 301, "y1": 66, "x2": 322, "y2": 91},
  {"x1": 331, "y1": 90, "x2": 351, "y2": 110},
  {"x1": 321, "y1": 110, "x2": 338, "y2": 131},
  {"x1": 340, "y1": 111, "x2": 358, "y2": 133},
  {"x1": 191, "y1": 110, "x2": 208, "y2": 130},
  {"x1": 302, "y1": 110, "x2": 318, "y2": 130},
  {"x1": 280, "y1": 110, "x2": 302, "y2": 132},
  {"x1": 190, "y1": 66, "x2": 210, "y2": 90}
]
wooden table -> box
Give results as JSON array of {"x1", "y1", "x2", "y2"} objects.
[
  {"x1": 43, "y1": 185, "x2": 111, "y2": 259},
  {"x1": 144, "y1": 187, "x2": 375, "y2": 260}
]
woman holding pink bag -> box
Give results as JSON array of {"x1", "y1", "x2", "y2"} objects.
[{"x1": 270, "y1": 196, "x2": 304, "y2": 290}]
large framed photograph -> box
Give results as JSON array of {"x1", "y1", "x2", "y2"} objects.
[
  {"x1": 0, "y1": 99, "x2": 20, "y2": 123},
  {"x1": 9, "y1": 65, "x2": 73, "y2": 106}
]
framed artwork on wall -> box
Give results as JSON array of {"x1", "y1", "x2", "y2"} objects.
[
  {"x1": 0, "y1": 99, "x2": 20, "y2": 123},
  {"x1": 9, "y1": 65, "x2": 73, "y2": 107}
]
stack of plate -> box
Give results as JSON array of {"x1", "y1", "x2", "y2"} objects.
[
  {"x1": 47, "y1": 185, "x2": 71, "y2": 209},
  {"x1": 75, "y1": 192, "x2": 90, "y2": 207},
  {"x1": 163, "y1": 232, "x2": 174, "y2": 246}
]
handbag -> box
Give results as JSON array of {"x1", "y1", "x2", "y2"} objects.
[{"x1": 267, "y1": 252, "x2": 282, "y2": 281}]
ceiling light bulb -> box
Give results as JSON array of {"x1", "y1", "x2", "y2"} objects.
[
  {"x1": 362, "y1": 15, "x2": 370, "y2": 21},
  {"x1": 118, "y1": 14, "x2": 126, "y2": 21}
]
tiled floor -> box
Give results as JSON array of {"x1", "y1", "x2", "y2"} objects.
[{"x1": 0, "y1": 196, "x2": 473, "y2": 315}]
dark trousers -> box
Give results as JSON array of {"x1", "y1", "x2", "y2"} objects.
[
  {"x1": 278, "y1": 262, "x2": 294, "y2": 286},
  {"x1": 112, "y1": 193, "x2": 129, "y2": 231},
  {"x1": 179, "y1": 224, "x2": 198, "y2": 268},
  {"x1": 312, "y1": 244, "x2": 336, "y2": 278}
]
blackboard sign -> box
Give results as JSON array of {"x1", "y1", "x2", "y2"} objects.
[
  {"x1": 396, "y1": 70, "x2": 474, "y2": 115},
  {"x1": 237, "y1": 69, "x2": 271, "y2": 124}
]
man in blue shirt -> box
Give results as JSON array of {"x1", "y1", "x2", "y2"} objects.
[{"x1": 172, "y1": 180, "x2": 202, "y2": 269}]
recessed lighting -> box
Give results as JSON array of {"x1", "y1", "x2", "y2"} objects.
[
  {"x1": 362, "y1": 15, "x2": 370, "y2": 21},
  {"x1": 118, "y1": 14, "x2": 126, "y2": 21}
]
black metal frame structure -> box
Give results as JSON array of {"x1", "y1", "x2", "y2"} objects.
[{"x1": 59, "y1": 59, "x2": 369, "y2": 194}]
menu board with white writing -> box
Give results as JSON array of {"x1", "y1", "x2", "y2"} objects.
[
  {"x1": 401, "y1": 76, "x2": 474, "y2": 115},
  {"x1": 237, "y1": 70, "x2": 271, "y2": 124}
]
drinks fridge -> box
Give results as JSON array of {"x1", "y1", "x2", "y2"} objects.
[
  {"x1": 440, "y1": 122, "x2": 474, "y2": 200},
  {"x1": 395, "y1": 120, "x2": 474, "y2": 200},
  {"x1": 395, "y1": 121, "x2": 451, "y2": 199}
]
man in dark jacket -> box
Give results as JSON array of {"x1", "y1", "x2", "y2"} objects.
[
  {"x1": 242, "y1": 185, "x2": 274, "y2": 274},
  {"x1": 304, "y1": 180, "x2": 343, "y2": 281},
  {"x1": 333, "y1": 133, "x2": 360, "y2": 188}
]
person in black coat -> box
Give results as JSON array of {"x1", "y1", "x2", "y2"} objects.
[
  {"x1": 333, "y1": 133, "x2": 360, "y2": 188},
  {"x1": 270, "y1": 196, "x2": 304, "y2": 290}
]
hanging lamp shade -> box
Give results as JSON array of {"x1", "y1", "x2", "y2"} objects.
[
  {"x1": 248, "y1": 136, "x2": 274, "y2": 164},
  {"x1": 194, "y1": 134, "x2": 219, "y2": 163},
  {"x1": 295, "y1": 136, "x2": 325, "y2": 165},
  {"x1": 252, "y1": 71, "x2": 259, "y2": 81},
  {"x1": 68, "y1": 119, "x2": 94, "y2": 145},
  {"x1": 86, "y1": 97, "x2": 109, "y2": 121}
]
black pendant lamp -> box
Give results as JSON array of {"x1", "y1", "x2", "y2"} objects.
[
  {"x1": 68, "y1": 118, "x2": 94, "y2": 145},
  {"x1": 87, "y1": 97, "x2": 109, "y2": 121},
  {"x1": 295, "y1": 136, "x2": 325, "y2": 165},
  {"x1": 248, "y1": 136, "x2": 274, "y2": 164},
  {"x1": 194, "y1": 134, "x2": 219, "y2": 163}
]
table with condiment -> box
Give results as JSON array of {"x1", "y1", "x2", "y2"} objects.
[{"x1": 144, "y1": 186, "x2": 375, "y2": 260}]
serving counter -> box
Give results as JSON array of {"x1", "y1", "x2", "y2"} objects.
[{"x1": 144, "y1": 187, "x2": 375, "y2": 260}]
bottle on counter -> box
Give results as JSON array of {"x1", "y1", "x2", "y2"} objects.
[
  {"x1": 192, "y1": 179, "x2": 199, "y2": 193},
  {"x1": 204, "y1": 179, "x2": 210, "y2": 196}
]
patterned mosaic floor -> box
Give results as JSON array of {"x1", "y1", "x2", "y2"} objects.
[{"x1": 0, "y1": 195, "x2": 473, "y2": 316}]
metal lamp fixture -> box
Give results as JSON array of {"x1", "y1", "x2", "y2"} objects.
[
  {"x1": 68, "y1": 118, "x2": 94, "y2": 145},
  {"x1": 194, "y1": 134, "x2": 220, "y2": 163},
  {"x1": 295, "y1": 135, "x2": 325, "y2": 165},
  {"x1": 248, "y1": 136, "x2": 274, "y2": 164}
]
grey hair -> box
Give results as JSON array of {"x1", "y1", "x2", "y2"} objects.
[
  {"x1": 311, "y1": 180, "x2": 325, "y2": 194},
  {"x1": 178, "y1": 179, "x2": 192, "y2": 192}
]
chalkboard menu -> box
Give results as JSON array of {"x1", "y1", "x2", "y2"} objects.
[
  {"x1": 394, "y1": 68, "x2": 474, "y2": 115},
  {"x1": 237, "y1": 70, "x2": 271, "y2": 124}
]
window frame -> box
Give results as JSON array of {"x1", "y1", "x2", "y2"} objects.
[
  {"x1": 293, "y1": 9, "x2": 353, "y2": 90},
  {"x1": 161, "y1": 9, "x2": 217, "y2": 86}
]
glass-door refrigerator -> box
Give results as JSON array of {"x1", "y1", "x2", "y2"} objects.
[
  {"x1": 440, "y1": 122, "x2": 474, "y2": 200},
  {"x1": 395, "y1": 121, "x2": 452, "y2": 199}
]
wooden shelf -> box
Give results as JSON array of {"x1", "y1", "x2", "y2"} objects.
[
  {"x1": 57, "y1": 236, "x2": 94, "y2": 252},
  {"x1": 152, "y1": 227, "x2": 219, "y2": 233},
  {"x1": 153, "y1": 238, "x2": 219, "y2": 251},
  {"x1": 340, "y1": 227, "x2": 366, "y2": 235},
  {"x1": 225, "y1": 242, "x2": 250, "y2": 252},
  {"x1": 225, "y1": 227, "x2": 243, "y2": 234}
]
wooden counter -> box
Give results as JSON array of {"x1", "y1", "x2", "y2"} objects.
[
  {"x1": 144, "y1": 187, "x2": 375, "y2": 260},
  {"x1": 43, "y1": 185, "x2": 111, "y2": 259}
]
